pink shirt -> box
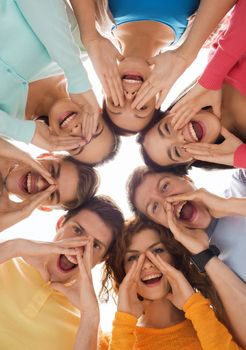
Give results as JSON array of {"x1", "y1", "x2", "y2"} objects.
[
  {"x1": 234, "y1": 144, "x2": 246, "y2": 168},
  {"x1": 199, "y1": 0, "x2": 246, "y2": 97}
]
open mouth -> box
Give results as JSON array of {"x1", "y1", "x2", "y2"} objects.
[
  {"x1": 188, "y1": 121, "x2": 204, "y2": 142},
  {"x1": 122, "y1": 72, "x2": 143, "y2": 84},
  {"x1": 175, "y1": 201, "x2": 197, "y2": 222},
  {"x1": 19, "y1": 171, "x2": 48, "y2": 194},
  {"x1": 141, "y1": 273, "x2": 163, "y2": 286},
  {"x1": 58, "y1": 254, "x2": 78, "y2": 272},
  {"x1": 59, "y1": 112, "x2": 77, "y2": 129}
]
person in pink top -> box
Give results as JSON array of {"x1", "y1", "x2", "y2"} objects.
[{"x1": 136, "y1": 0, "x2": 246, "y2": 171}]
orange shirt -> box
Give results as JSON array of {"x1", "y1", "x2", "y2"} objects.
[{"x1": 108, "y1": 293, "x2": 241, "y2": 350}]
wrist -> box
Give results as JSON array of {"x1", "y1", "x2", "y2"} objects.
[
  {"x1": 4, "y1": 239, "x2": 22, "y2": 259},
  {"x1": 83, "y1": 32, "x2": 102, "y2": 48},
  {"x1": 190, "y1": 245, "x2": 220, "y2": 273},
  {"x1": 175, "y1": 45, "x2": 197, "y2": 66}
]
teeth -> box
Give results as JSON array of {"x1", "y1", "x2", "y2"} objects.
[
  {"x1": 123, "y1": 78, "x2": 142, "y2": 84},
  {"x1": 188, "y1": 122, "x2": 198, "y2": 141},
  {"x1": 176, "y1": 201, "x2": 187, "y2": 219},
  {"x1": 61, "y1": 113, "x2": 76, "y2": 129},
  {"x1": 27, "y1": 172, "x2": 31, "y2": 194},
  {"x1": 65, "y1": 255, "x2": 78, "y2": 265},
  {"x1": 142, "y1": 273, "x2": 162, "y2": 282}
]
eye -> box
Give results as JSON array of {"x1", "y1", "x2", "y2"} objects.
[
  {"x1": 93, "y1": 241, "x2": 101, "y2": 250},
  {"x1": 49, "y1": 164, "x2": 55, "y2": 178},
  {"x1": 161, "y1": 182, "x2": 169, "y2": 192},
  {"x1": 165, "y1": 123, "x2": 171, "y2": 134},
  {"x1": 140, "y1": 105, "x2": 148, "y2": 111},
  {"x1": 127, "y1": 254, "x2": 139, "y2": 262},
  {"x1": 152, "y1": 247, "x2": 165, "y2": 255},
  {"x1": 174, "y1": 146, "x2": 181, "y2": 158},
  {"x1": 72, "y1": 225, "x2": 85, "y2": 236},
  {"x1": 152, "y1": 202, "x2": 159, "y2": 214}
]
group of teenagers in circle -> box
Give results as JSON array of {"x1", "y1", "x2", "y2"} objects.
[{"x1": 1, "y1": 0, "x2": 246, "y2": 349}]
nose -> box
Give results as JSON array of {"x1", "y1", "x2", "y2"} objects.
[
  {"x1": 124, "y1": 90, "x2": 137, "y2": 101},
  {"x1": 70, "y1": 123, "x2": 82, "y2": 137},
  {"x1": 142, "y1": 256, "x2": 154, "y2": 270},
  {"x1": 36, "y1": 175, "x2": 49, "y2": 192}
]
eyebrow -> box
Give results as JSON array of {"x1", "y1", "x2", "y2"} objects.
[
  {"x1": 108, "y1": 108, "x2": 145, "y2": 119},
  {"x1": 126, "y1": 241, "x2": 162, "y2": 254}
]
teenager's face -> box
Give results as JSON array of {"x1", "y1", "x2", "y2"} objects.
[
  {"x1": 47, "y1": 209, "x2": 113, "y2": 283},
  {"x1": 5, "y1": 157, "x2": 78, "y2": 208},
  {"x1": 134, "y1": 172, "x2": 212, "y2": 229},
  {"x1": 49, "y1": 98, "x2": 114, "y2": 164},
  {"x1": 105, "y1": 58, "x2": 156, "y2": 133},
  {"x1": 143, "y1": 111, "x2": 221, "y2": 166},
  {"x1": 124, "y1": 229, "x2": 173, "y2": 300}
]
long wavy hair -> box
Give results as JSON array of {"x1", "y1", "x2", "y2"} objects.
[{"x1": 100, "y1": 217, "x2": 225, "y2": 322}]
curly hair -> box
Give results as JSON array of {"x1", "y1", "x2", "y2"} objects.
[{"x1": 101, "y1": 217, "x2": 225, "y2": 321}]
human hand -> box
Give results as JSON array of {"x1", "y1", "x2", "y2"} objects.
[
  {"x1": 131, "y1": 50, "x2": 190, "y2": 110},
  {"x1": 70, "y1": 89, "x2": 100, "y2": 142},
  {"x1": 117, "y1": 254, "x2": 145, "y2": 318},
  {"x1": 166, "y1": 188, "x2": 231, "y2": 219},
  {"x1": 32, "y1": 121, "x2": 83, "y2": 151},
  {"x1": 170, "y1": 83, "x2": 222, "y2": 130},
  {"x1": 165, "y1": 202, "x2": 209, "y2": 254},
  {"x1": 85, "y1": 35, "x2": 124, "y2": 107},
  {"x1": 0, "y1": 185, "x2": 56, "y2": 232},
  {"x1": 183, "y1": 127, "x2": 243, "y2": 166},
  {"x1": 21, "y1": 236, "x2": 89, "y2": 282},
  {"x1": 146, "y1": 250, "x2": 194, "y2": 309},
  {"x1": 51, "y1": 239, "x2": 99, "y2": 318}
]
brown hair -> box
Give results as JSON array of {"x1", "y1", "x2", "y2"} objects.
[
  {"x1": 61, "y1": 156, "x2": 100, "y2": 210},
  {"x1": 103, "y1": 217, "x2": 224, "y2": 320}
]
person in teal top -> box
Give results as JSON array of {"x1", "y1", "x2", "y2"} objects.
[{"x1": 0, "y1": 0, "x2": 118, "y2": 165}]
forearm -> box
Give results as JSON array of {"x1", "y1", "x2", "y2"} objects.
[
  {"x1": 177, "y1": 0, "x2": 236, "y2": 61},
  {"x1": 184, "y1": 292, "x2": 241, "y2": 349},
  {"x1": 15, "y1": 0, "x2": 91, "y2": 93},
  {"x1": 205, "y1": 257, "x2": 246, "y2": 348},
  {"x1": 0, "y1": 240, "x2": 19, "y2": 264},
  {"x1": 74, "y1": 314, "x2": 99, "y2": 350},
  {"x1": 0, "y1": 111, "x2": 35, "y2": 144},
  {"x1": 70, "y1": 0, "x2": 99, "y2": 46},
  {"x1": 0, "y1": 138, "x2": 29, "y2": 161},
  {"x1": 225, "y1": 197, "x2": 246, "y2": 216}
]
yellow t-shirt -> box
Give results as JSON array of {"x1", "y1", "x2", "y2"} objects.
[{"x1": 0, "y1": 258, "x2": 107, "y2": 350}]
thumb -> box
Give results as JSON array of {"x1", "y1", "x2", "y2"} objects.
[
  {"x1": 156, "y1": 90, "x2": 166, "y2": 109},
  {"x1": 220, "y1": 126, "x2": 234, "y2": 139},
  {"x1": 40, "y1": 262, "x2": 50, "y2": 283},
  {"x1": 212, "y1": 103, "x2": 221, "y2": 118}
]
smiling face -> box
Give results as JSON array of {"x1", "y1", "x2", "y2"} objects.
[
  {"x1": 49, "y1": 98, "x2": 114, "y2": 164},
  {"x1": 124, "y1": 228, "x2": 173, "y2": 300},
  {"x1": 105, "y1": 57, "x2": 156, "y2": 133},
  {"x1": 143, "y1": 110, "x2": 221, "y2": 166},
  {"x1": 5, "y1": 157, "x2": 79, "y2": 208},
  {"x1": 134, "y1": 172, "x2": 212, "y2": 229},
  {"x1": 46, "y1": 209, "x2": 113, "y2": 283}
]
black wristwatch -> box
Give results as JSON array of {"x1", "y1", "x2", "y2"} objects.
[{"x1": 190, "y1": 245, "x2": 220, "y2": 273}]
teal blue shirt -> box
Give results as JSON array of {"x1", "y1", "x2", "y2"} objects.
[{"x1": 0, "y1": 0, "x2": 91, "y2": 144}]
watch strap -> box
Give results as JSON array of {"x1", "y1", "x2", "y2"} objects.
[{"x1": 190, "y1": 245, "x2": 220, "y2": 273}]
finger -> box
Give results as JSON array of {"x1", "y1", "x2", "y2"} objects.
[
  {"x1": 105, "y1": 75, "x2": 120, "y2": 106},
  {"x1": 83, "y1": 239, "x2": 93, "y2": 276},
  {"x1": 131, "y1": 254, "x2": 145, "y2": 282},
  {"x1": 51, "y1": 137, "x2": 85, "y2": 151},
  {"x1": 166, "y1": 203, "x2": 183, "y2": 239},
  {"x1": 112, "y1": 66, "x2": 124, "y2": 107},
  {"x1": 220, "y1": 126, "x2": 234, "y2": 139},
  {"x1": 76, "y1": 249, "x2": 88, "y2": 279},
  {"x1": 124, "y1": 260, "x2": 139, "y2": 282},
  {"x1": 31, "y1": 160, "x2": 55, "y2": 185},
  {"x1": 166, "y1": 191, "x2": 195, "y2": 203},
  {"x1": 131, "y1": 82, "x2": 153, "y2": 109},
  {"x1": 212, "y1": 103, "x2": 221, "y2": 118},
  {"x1": 23, "y1": 185, "x2": 57, "y2": 214},
  {"x1": 41, "y1": 263, "x2": 49, "y2": 283},
  {"x1": 156, "y1": 89, "x2": 167, "y2": 109}
]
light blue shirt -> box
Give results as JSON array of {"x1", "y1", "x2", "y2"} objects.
[
  {"x1": 0, "y1": 0, "x2": 91, "y2": 143},
  {"x1": 207, "y1": 169, "x2": 246, "y2": 282}
]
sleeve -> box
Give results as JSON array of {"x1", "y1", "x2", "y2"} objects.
[
  {"x1": 108, "y1": 312, "x2": 137, "y2": 350},
  {"x1": 183, "y1": 293, "x2": 242, "y2": 350},
  {"x1": 233, "y1": 144, "x2": 246, "y2": 168},
  {"x1": 0, "y1": 110, "x2": 36, "y2": 144},
  {"x1": 198, "y1": 0, "x2": 246, "y2": 90},
  {"x1": 15, "y1": 0, "x2": 91, "y2": 94}
]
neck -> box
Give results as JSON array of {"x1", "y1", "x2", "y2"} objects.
[
  {"x1": 138, "y1": 297, "x2": 185, "y2": 329},
  {"x1": 25, "y1": 75, "x2": 67, "y2": 119}
]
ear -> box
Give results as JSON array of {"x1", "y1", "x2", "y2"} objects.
[
  {"x1": 38, "y1": 206, "x2": 53, "y2": 212},
  {"x1": 56, "y1": 215, "x2": 65, "y2": 231}
]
